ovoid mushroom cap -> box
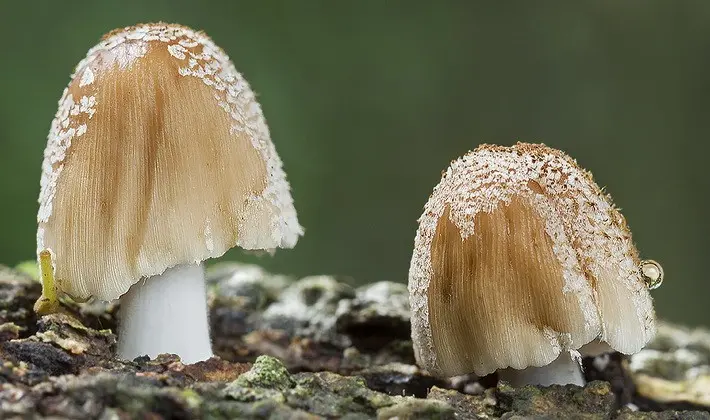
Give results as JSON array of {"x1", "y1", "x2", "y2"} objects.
[
  {"x1": 408, "y1": 143, "x2": 658, "y2": 377},
  {"x1": 37, "y1": 23, "x2": 303, "y2": 302}
]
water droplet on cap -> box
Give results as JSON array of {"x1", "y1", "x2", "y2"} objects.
[{"x1": 640, "y1": 260, "x2": 663, "y2": 290}]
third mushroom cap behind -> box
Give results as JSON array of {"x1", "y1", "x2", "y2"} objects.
[{"x1": 408, "y1": 142, "x2": 662, "y2": 387}]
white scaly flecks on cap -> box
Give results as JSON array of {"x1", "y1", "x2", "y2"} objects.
[
  {"x1": 38, "y1": 90, "x2": 95, "y2": 227},
  {"x1": 408, "y1": 142, "x2": 655, "y2": 376},
  {"x1": 39, "y1": 23, "x2": 302, "y2": 251},
  {"x1": 37, "y1": 23, "x2": 303, "y2": 301}
]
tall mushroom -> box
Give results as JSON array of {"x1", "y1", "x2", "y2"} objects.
[
  {"x1": 34, "y1": 23, "x2": 303, "y2": 363},
  {"x1": 408, "y1": 143, "x2": 662, "y2": 386}
]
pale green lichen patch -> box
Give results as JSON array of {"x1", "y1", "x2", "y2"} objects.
[
  {"x1": 36, "y1": 329, "x2": 89, "y2": 354},
  {"x1": 46, "y1": 312, "x2": 107, "y2": 334},
  {"x1": 0, "y1": 322, "x2": 21, "y2": 338}
]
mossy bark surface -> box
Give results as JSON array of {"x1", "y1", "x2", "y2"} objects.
[{"x1": 0, "y1": 262, "x2": 707, "y2": 419}]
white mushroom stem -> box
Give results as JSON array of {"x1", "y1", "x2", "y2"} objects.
[
  {"x1": 498, "y1": 352, "x2": 585, "y2": 387},
  {"x1": 117, "y1": 263, "x2": 213, "y2": 364}
]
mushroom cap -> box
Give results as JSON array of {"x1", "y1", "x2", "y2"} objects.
[
  {"x1": 37, "y1": 23, "x2": 303, "y2": 301},
  {"x1": 408, "y1": 142, "x2": 656, "y2": 377}
]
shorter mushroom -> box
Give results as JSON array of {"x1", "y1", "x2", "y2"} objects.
[{"x1": 408, "y1": 143, "x2": 662, "y2": 386}]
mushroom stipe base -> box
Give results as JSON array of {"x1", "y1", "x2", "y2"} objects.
[
  {"x1": 117, "y1": 263, "x2": 213, "y2": 364},
  {"x1": 498, "y1": 352, "x2": 585, "y2": 387}
]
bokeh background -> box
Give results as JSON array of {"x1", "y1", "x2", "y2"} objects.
[{"x1": 0, "y1": 1, "x2": 707, "y2": 326}]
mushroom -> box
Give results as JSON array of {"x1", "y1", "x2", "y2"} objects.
[
  {"x1": 408, "y1": 142, "x2": 662, "y2": 386},
  {"x1": 34, "y1": 23, "x2": 303, "y2": 363}
]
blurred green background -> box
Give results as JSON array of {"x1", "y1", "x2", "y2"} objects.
[{"x1": 0, "y1": 1, "x2": 707, "y2": 326}]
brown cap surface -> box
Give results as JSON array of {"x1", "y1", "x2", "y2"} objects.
[
  {"x1": 408, "y1": 143, "x2": 656, "y2": 377},
  {"x1": 37, "y1": 23, "x2": 303, "y2": 301}
]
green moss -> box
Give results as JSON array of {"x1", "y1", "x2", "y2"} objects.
[
  {"x1": 288, "y1": 371, "x2": 397, "y2": 417},
  {"x1": 180, "y1": 388, "x2": 202, "y2": 410},
  {"x1": 233, "y1": 356, "x2": 295, "y2": 391}
]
